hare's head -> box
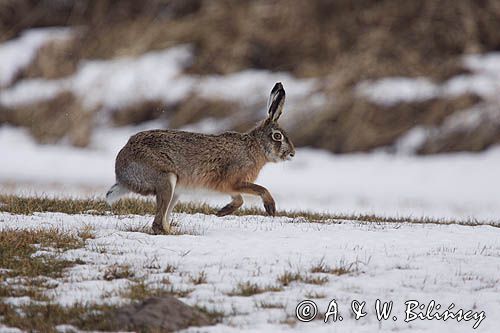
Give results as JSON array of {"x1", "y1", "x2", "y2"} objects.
[{"x1": 252, "y1": 82, "x2": 295, "y2": 162}]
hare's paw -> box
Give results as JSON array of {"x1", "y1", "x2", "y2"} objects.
[
  {"x1": 152, "y1": 222, "x2": 165, "y2": 235},
  {"x1": 264, "y1": 200, "x2": 276, "y2": 216},
  {"x1": 216, "y1": 195, "x2": 243, "y2": 217},
  {"x1": 216, "y1": 204, "x2": 236, "y2": 217}
]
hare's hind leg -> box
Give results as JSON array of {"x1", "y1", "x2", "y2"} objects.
[
  {"x1": 234, "y1": 182, "x2": 276, "y2": 216},
  {"x1": 216, "y1": 194, "x2": 243, "y2": 217},
  {"x1": 152, "y1": 173, "x2": 178, "y2": 234}
]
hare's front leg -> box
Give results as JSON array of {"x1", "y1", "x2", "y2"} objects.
[
  {"x1": 217, "y1": 194, "x2": 243, "y2": 216},
  {"x1": 152, "y1": 173, "x2": 178, "y2": 234},
  {"x1": 235, "y1": 182, "x2": 276, "y2": 216}
]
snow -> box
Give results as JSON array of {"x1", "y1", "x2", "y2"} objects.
[
  {"x1": 356, "y1": 78, "x2": 439, "y2": 106},
  {"x1": 356, "y1": 53, "x2": 500, "y2": 106},
  {"x1": 393, "y1": 127, "x2": 430, "y2": 154},
  {"x1": 0, "y1": 212, "x2": 498, "y2": 332},
  {"x1": 0, "y1": 28, "x2": 73, "y2": 88},
  {"x1": 464, "y1": 52, "x2": 500, "y2": 74},
  {"x1": 72, "y1": 46, "x2": 195, "y2": 109},
  {"x1": 0, "y1": 78, "x2": 70, "y2": 106},
  {"x1": 2, "y1": 124, "x2": 500, "y2": 222}
]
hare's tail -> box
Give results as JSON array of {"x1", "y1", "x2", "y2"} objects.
[{"x1": 105, "y1": 183, "x2": 130, "y2": 205}]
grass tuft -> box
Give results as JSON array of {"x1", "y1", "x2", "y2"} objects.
[
  {"x1": 124, "y1": 280, "x2": 193, "y2": 300},
  {"x1": 257, "y1": 301, "x2": 286, "y2": 309},
  {"x1": 310, "y1": 259, "x2": 354, "y2": 276},
  {"x1": 277, "y1": 270, "x2": 329, "y2": 286},
  {"x1": 228, "y1": 282, "x2": 283, "y2": 297},
  {"x1": 77, "y1": 224, "x2": 95, "y2": 240},
  {"x1": 277, "y1": 271, "x2": 303, "y2": 286},
  {"x1": 103, "y1": 264, "x2": 134, "y2": 281},
  {"x1": 189, "y1": 271, "x2": 208, "y2": 285},
  {"x1": 163, "y1": 264, "x2": 177, "y2": 273}
]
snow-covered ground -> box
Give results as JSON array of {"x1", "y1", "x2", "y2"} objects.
[
  {"x1": 2, "y1": 124, "x2": 500, "y2": 222},
  {"x1": 0, "y1": 211, "x2": 498, "y2": 332}
]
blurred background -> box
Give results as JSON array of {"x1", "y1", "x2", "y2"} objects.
[{"x1": 1, "y1": 0, "x2": 500, "y2": 220}]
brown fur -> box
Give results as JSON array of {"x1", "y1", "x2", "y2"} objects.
[
  {"x1": 108, "y1": 83, "x2": 295, "y2": 233},
  {"x1": 116, "y1": 129, "x2": 268, "y2": 193}
]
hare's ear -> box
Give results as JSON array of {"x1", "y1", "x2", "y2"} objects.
[{"x1": 267, "y1": 82, "x2": 285, "y2": 122}]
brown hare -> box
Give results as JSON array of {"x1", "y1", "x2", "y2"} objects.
[{"x1": 106, "y1": 82, "x2": 295, "y2": 234}]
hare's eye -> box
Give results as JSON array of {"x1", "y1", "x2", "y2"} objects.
[{"x1": 272, "y1": 132, "x2": 283, "y2": 141}]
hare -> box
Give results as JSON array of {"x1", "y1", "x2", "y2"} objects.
[{"x1": 106, "y1": 82, "x2": 295, "y2": 234}]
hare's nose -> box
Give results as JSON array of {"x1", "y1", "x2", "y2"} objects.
[{"x1": 289, "y1": 152, "x2": 295, "y2": 158}]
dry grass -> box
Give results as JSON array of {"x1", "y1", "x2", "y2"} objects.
[
  {"x1": 0, "y1": 283, "x2": 50, "y2": 302},
  {"x1": 0, "y1": 228, "x2": 86, "y2": 304},
  {"x1": 125, "y1": 280, "x2": 193, "y2": 300},
  {"x1": 77, "y1": 224, "x2": 96, "y2": 240},
  {"x1": 194, "y1": 305, "x2": 225, "y2": 324},
  {"x1": 277, "y1": 271, "x2": 303, "y2": 286},
  {"x1": 0, "y1": 228, "x2": 84, "y2": 279},
  {"x1": 257, "y1": 301, "x2": 285, "y2": 309},
  {"x1": 103, "y1": 264, "x2": 135, "y2": 281},
  {"x1": 4, "y1": 0, "x2": 500, "y2": 80},
  {"x1": 0, "y1": 302, "x2": 121, "y2": 333},
  {"x1": 0, "y1": 194, "x2": 155, "y2": 215},
  {"x1": 1, "y1": 91, "x2": 94, "y2": 148},
  {"x1": 227, "y1": 282, "x2": 283, "y2": 297},
  {"x1": 0, "y1": 194, "x2": 495, "y2": 228},
  {"x1": 294, "y1": 93, "x2": 482, "y2": 153},
  {"x1": 310, "y1": 259, "x2": 355, "y2": 276},
  {"x1": 163, "y1": 263, "x2": 177, "y2": 273},
  {"x1": 277, "y1": 271, "x2": 329, "y2": 287},
  {"x1": 189, "y1": 271, "x2": 208, "y2": 285},
  {"x1": 303, "y1": 275, "x2": 329, "y2": 285}
]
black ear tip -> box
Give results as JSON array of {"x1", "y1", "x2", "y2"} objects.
[{"x1": 271, "y1": 82, "x2": 284, "y2": 93}]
